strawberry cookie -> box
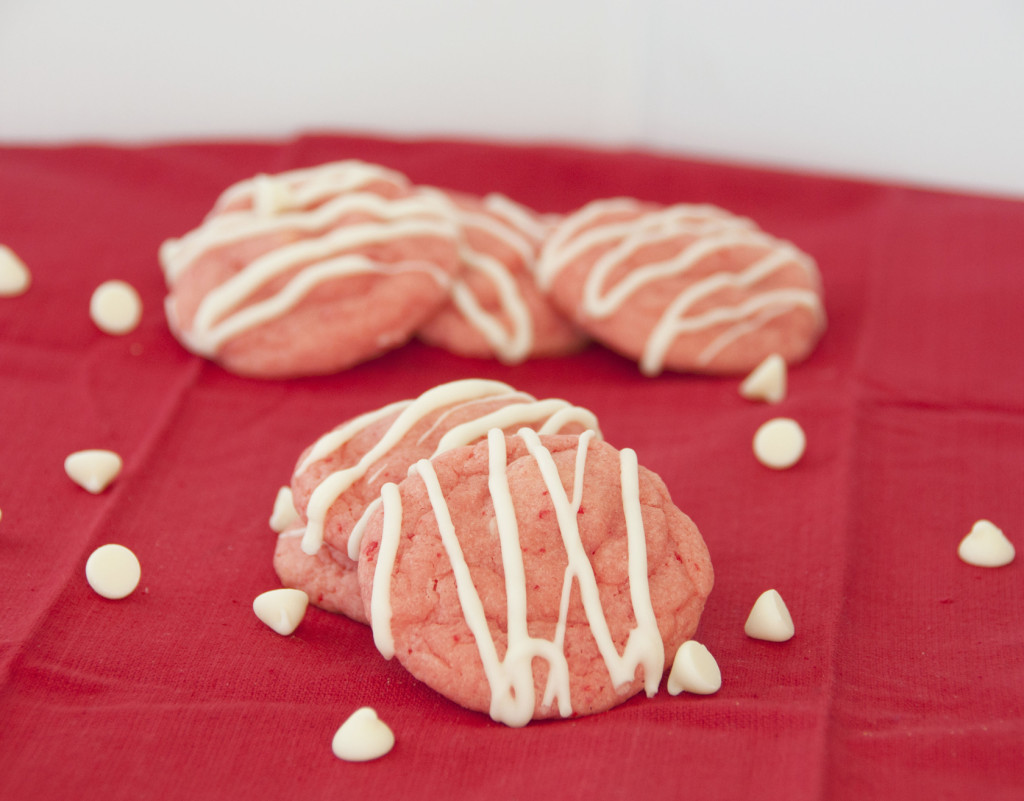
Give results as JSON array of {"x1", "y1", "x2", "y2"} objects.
[
  {"x1": 160, "y1": 160, "x2": 462, "y2": 378},
  {"x1": 418, "y1": 191, "x2": 587, "y2": 363},
  {"x1": 358, "y1": 429, "x2": 713, "y2": 725},
  {"x1": 535, "y1": 198, "x2": 826, "y2": 375},
  {"x1": 273, "y1": 379, "x2": 600, "y2": 622}
]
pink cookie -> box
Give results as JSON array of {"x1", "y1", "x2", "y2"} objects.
[
  {"x1": 358, "y1": 429, "x2": 713, "y2": 725},
  {"x1": 418, "y1": 191, "x2": 587, "y2": 363},
  {"x1": 274, "y1": 379, "x2": 600, "y2": 623},
  {"x1": 535, "y1": 198, "x2": 826, "y2": 375},
  {"x1": 160, "y1": 161, "x2": 462, "y2": 378},
  {"x1": 272, "y1": 527, "x2": 359, "y2": 618}
]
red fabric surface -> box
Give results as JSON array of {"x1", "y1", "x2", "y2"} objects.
[{"x1": 1, "y1": 133, "x2": 1021, "y2": 801}]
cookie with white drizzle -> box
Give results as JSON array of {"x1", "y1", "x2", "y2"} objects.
[
  {"x1": 535, "y1": 198, "x2": 826, "y2": 376},
  {"x1": 160, "y1": 160, "x2": 462, "y2": 378},
  {"x1": 358, "y1": 429, "x2": 713, "y2": 725},
  {"x1": 274, "y1": 379, "x2": 601, "y2": 623},
  {"x1": 417, "y1": 191, "x2": 587, "y2": 363}
]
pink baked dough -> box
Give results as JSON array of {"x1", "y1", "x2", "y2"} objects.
[
  {"x1": 357, "y1": 433, "x2": 713, "y2": 721},
  {"x1": 161, "y1": 162, "x2": 462, "y2": 378},
  {"x1": 418, "y1": 191, "x2": 587, "y2": 362},
  {"x1": 275, "y1": 383, "x2": 599, "y2": 624},
  {"x1": 273, "y1": 528, "x2": 363, "y2": 619},
  {"x1": 537, "y1": 199, "x2": 826, "y2": 375}
]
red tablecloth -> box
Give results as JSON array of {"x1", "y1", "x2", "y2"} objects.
[{"x1": 1, "y1": 134, "x2": 1021, "y2": 801}]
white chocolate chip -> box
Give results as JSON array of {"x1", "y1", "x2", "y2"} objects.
[
  {"x1": 0, "y1": 245, "x2": 31, "y2": 297},
  {"x1": 739, "y1": 353, "x2": 787, "y2": 404},
  {"x1": 65, "y1": 449, "x2": 123, "y2": 494},
  {"x1": 253, "y1": 588, "x2": 309, "y2": 636},
  {"x1": 85, "y1": 544, "x2": 141, "y2": 599},
  {"x1": 958, "y1": 520, "x2": 1015, "y2": 568},
  {"x1": 667, "y1": 640, "x2": 722, "y2": 696},
  {"x1": 90, "y1": 280, "x2": 143, "y2": 335},
  {"x1": 744, "y1": 589, "x2": 795, "y2": 642},
  {"x1": 752, "y1": 418, "x2": 806, "y2": 470},
  {"x1": 269, "y1": 486, "x2": 300, "y2": 533},
  {"x1": 331, "y1": 707, "x2": 395, "y2": 762}
]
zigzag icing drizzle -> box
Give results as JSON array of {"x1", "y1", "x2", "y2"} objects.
[
  {"x1": 370, "y1": 428, "x2": 664, "y2": 727},
  {"x1": 160, "y1": 161, "x2": 459, "y2": 356},
  {"x1": 296, "y1": 379, "x2": 600, "y2": 557},
  {"x1": 537, "y1": 199, "x2": 825, "y2": 375},
  {"x1": 442, "y1": 194, "x2": 541, "y2": 364}
]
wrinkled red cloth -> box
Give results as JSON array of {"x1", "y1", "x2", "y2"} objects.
[{"x1": 1, "y1": 134, "x2": 1021, "y2": 801}]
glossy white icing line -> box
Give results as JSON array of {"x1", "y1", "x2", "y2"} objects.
[
  {"x1": 578, "y1": 210, "x2": 745, "y2": 284},
  {"x1": 215, "y1": 160, "x2": 410, "y2": 214},
  {"x1": 346, "y1": 496, "x2": 383, "y2": 560},
  {"x1": 183, "y1": 255, "x2": 452, "y2": 356},
  {"x1": 438, "y1": 196, "x2": 544, "y2": 363},
  {"x1": 370, "y1": 427, "x2": 663, "y2": 727},
  {"x1": 297, "y1": 400, "x2": 414, "y2": 474},
  {"x1": 432, "y1": 399, "x2": 600, "y2": 455},
  {"x1": 301, "y1": 380, "x2": 520, "y2": 555},
  {"x1": 536, "y1": 199, "x2": 648, "y2": 287},
  {"x1": 448, "y1": 250, "x2": 533, "y2": 363},
  {"x1": 578, "y1": 226, "x2": 777, "y2": 318},
  {"x1": 416, "y1": 451, "x2": 542, "y2": 727},
  {"x1": 462, "y1": 203, "x2": 538, "y2": 268},
  {"x1": 252, "y1": 174, "x2": 294, "y2": 216},
  {"x1": 535, "y1": 427, "x2": 591, "y2": 713},
  {"x1": 536, "y1": 406, "x2": 595, "y2": 435},
  {"x1": 616, "y1": 446, "x2": 665, "y2": 697},
  {"x1": 370, "y1": 482, "x2": 402, "y2": 658},
  {"x1": 482, "y1": 193, "x2": 552, "y2": 244},
  {"x1": 639, "y1": 245, "x2": 825, "y2": 374},
  {"x1": 520, "y1": 429, "x2": 661, "y2": 695},
  {"x1": 163, "y1": 191, "x2": 453, "y2": 284},
  {"x1": 695, "y1": 301, "x2": 810, "y2": 369},
  {"x1": 414, "y1": 390, "x2": 528, "y2": 447},
  {"x1": 346, "y1": 398, "x2": 601, "y2": 560},
  {"x1": 185, "y1": 213, "x2": 458, "y2": 333},
  {"x1": 538, "y1": 199, "x2": 823, "y2": 374},
  {"x1": 486, "y1": 430, "x2": 575, "y2": 722},
  {"x1": 537, "y1": 200, "x2": 747, "y2": 291}
]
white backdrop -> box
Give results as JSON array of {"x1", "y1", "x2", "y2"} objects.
[{"x1": 1, "y1": 0, "x2": 1022, "y2": 197}]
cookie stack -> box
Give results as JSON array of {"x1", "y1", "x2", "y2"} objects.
[
  {"x1": 160, "y1": 160, "x2": 826, "y2": 378},
  {"x1": 271, "y1": 379, "x2": 713, "y2": 726}
]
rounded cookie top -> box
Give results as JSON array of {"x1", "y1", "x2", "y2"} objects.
[
  {"x1": 160, "y1": 160, "x2": 462, "y2": 378},
  {"x1": 293, "y1": 378, "x2": 601, "y2": 560},
  {"x1": 281, "y1": 379, "x2": 601, "y2": 623},
  {"x1": 417, "y1": 191, "x2": 587, "y2": 363},
  {"x1": 536, "y1": 198, "x2": 826, "y2": 375},
  {"x1": 358, "y1": 429, "x2": 713, "y2": 726}
]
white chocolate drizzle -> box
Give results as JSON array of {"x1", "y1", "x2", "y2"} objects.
[
  {"x1": 370, "y1": 428, "x2": 663, "y2": 727},
  {"x1": 163, "y1": 191, "x2": 451, "y2": 285},
  {"x1": 537, "y1": 199, "x2": 826, "y2": 375},
  {"x1": 439, "y1": 193, "x2": 546, "y2": 364},
  {"x1": 216, "y1": 160, "x2": 410, "y2": 214},
  {"x1": 483, "y1": 192, "x2": 554, "y2": 243},
  {"x1": 297, "y1": 379, "x2": 600, "y2": 557},
  {"x1": 160, "y1": 161, "x2": 459, "y2": 357},
  {"x1": 448, "y1": 256, "x2": 532, "y2": 363}
]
